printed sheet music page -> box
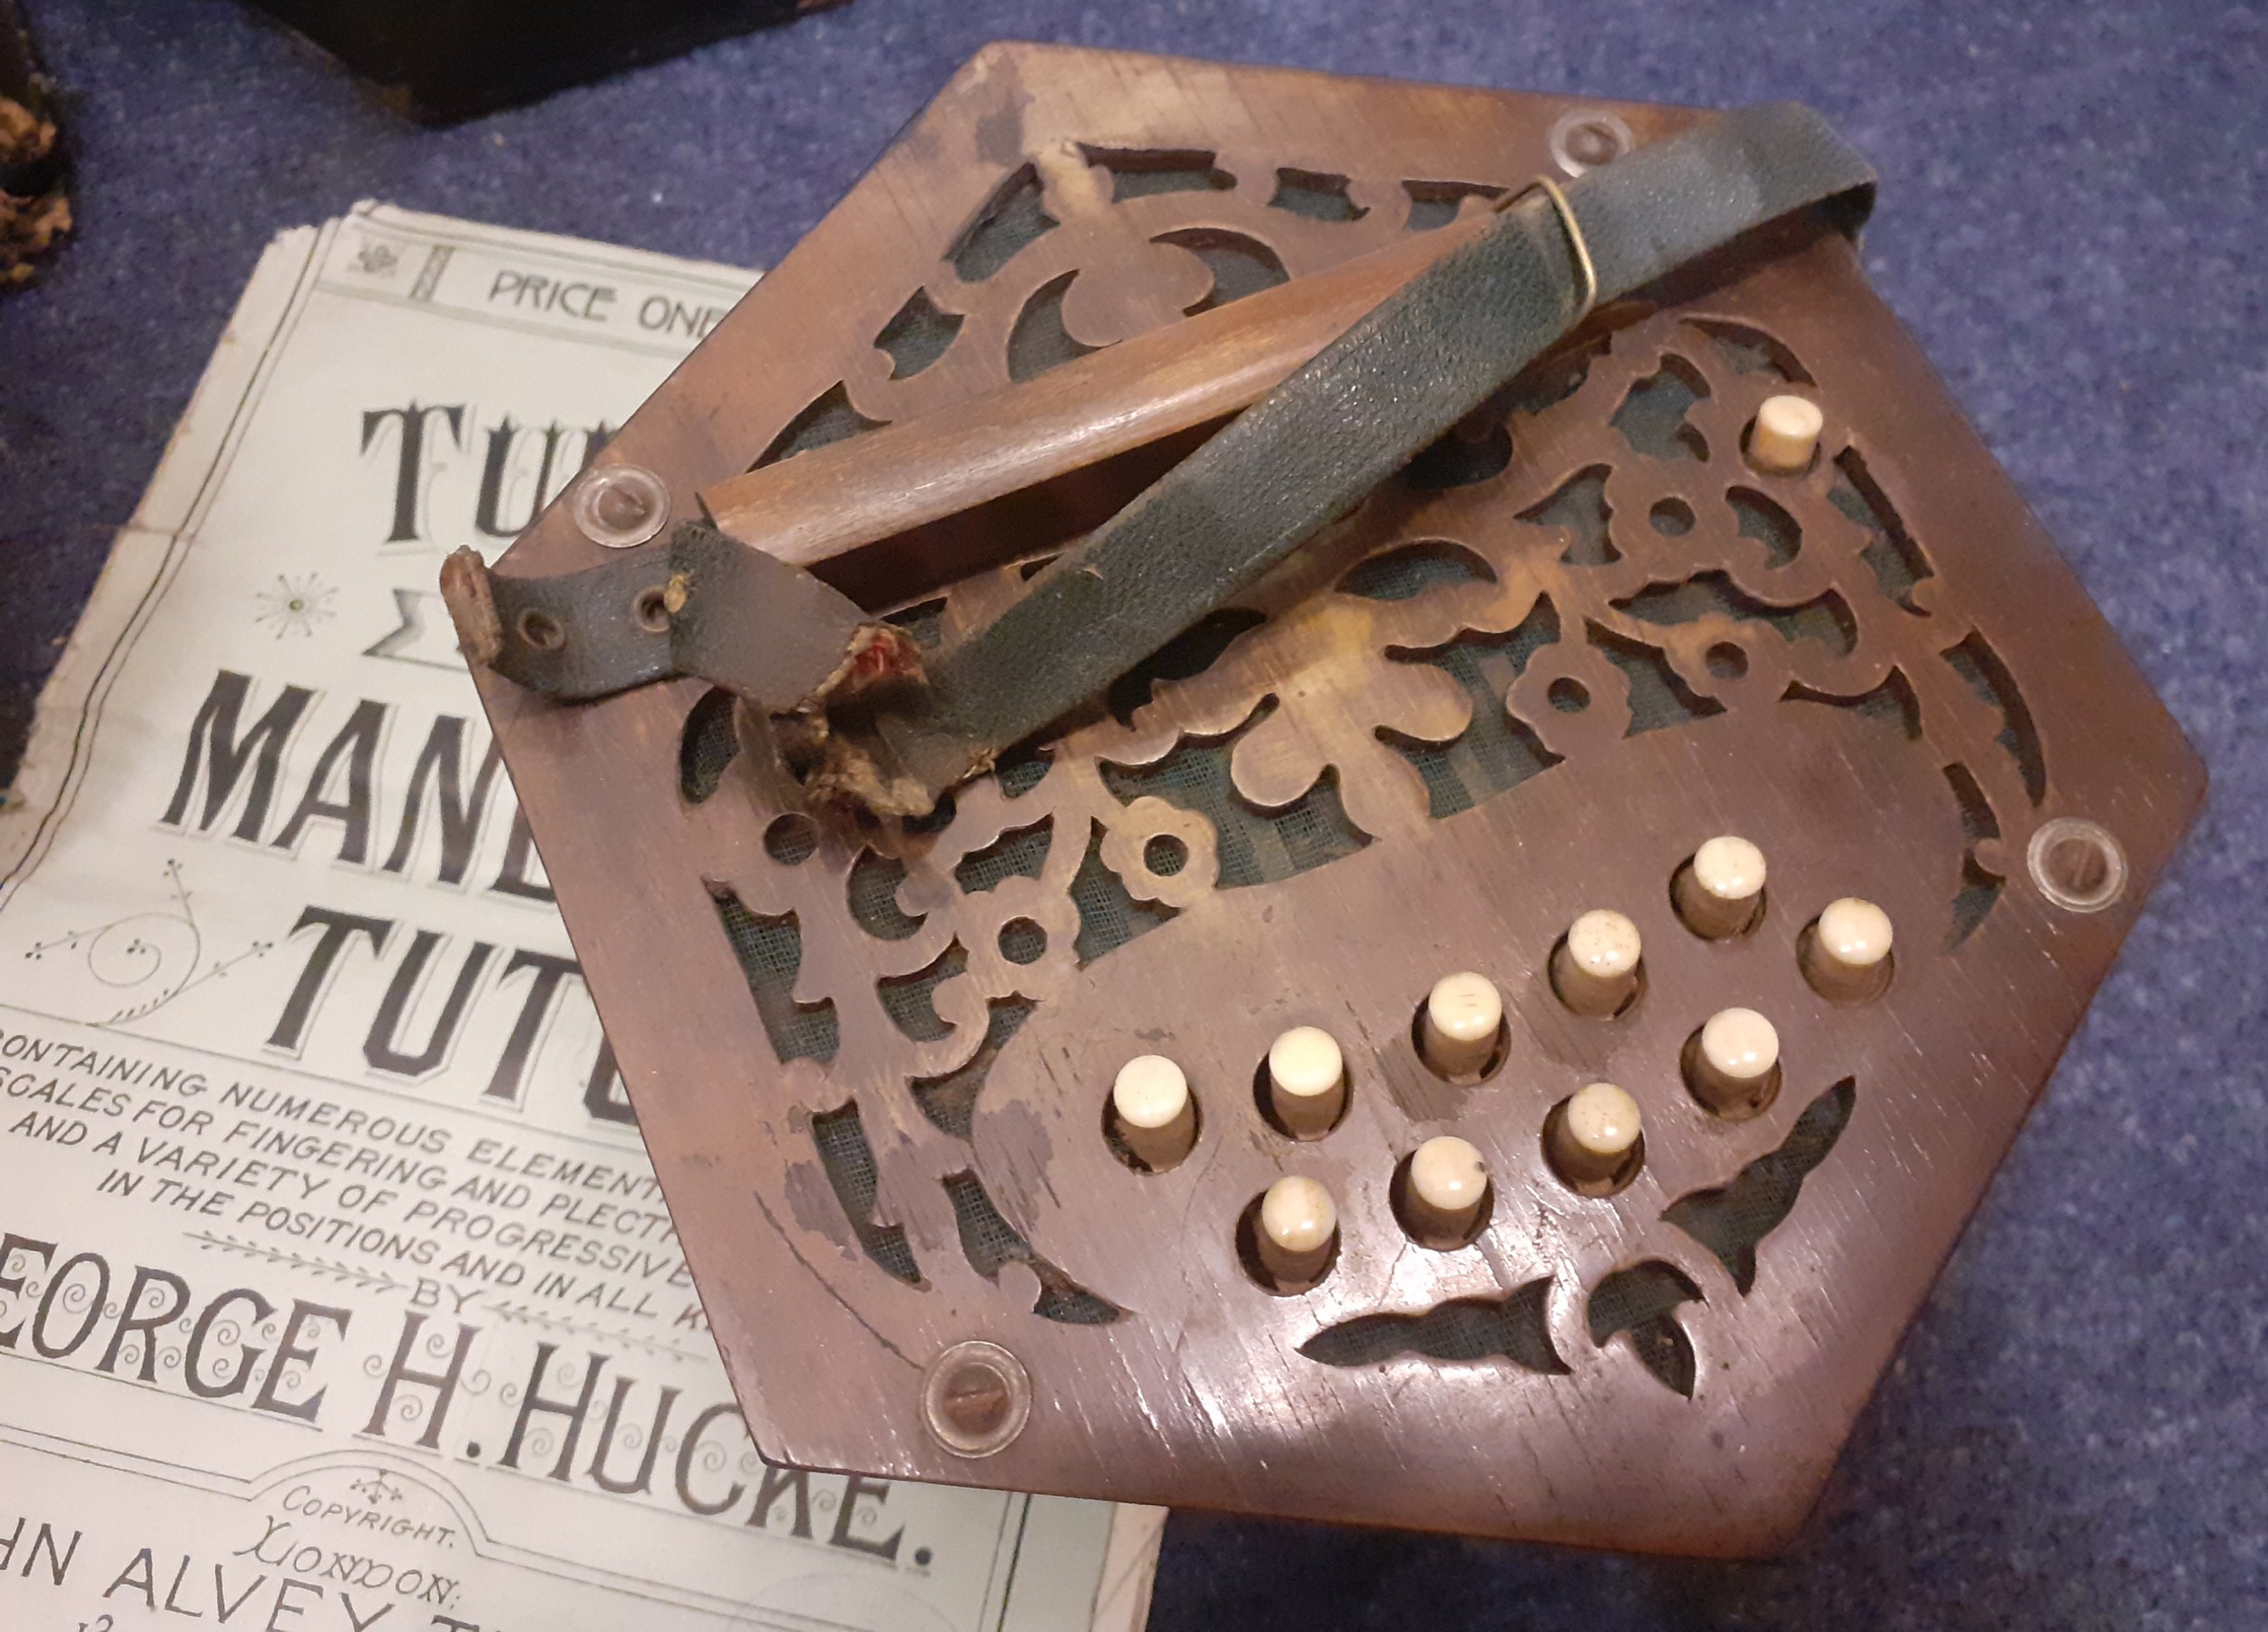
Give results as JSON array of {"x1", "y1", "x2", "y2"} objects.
[{"x1": 0, "y1": 202, "x2": 1163, "y2": 1632}]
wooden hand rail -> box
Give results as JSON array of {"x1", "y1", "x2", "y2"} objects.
[{"x1": 697, "y1": 215, "x2": 1486, "y2": 571}]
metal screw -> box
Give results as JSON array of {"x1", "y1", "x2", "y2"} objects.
[
  {"x1": 2027, "y1": 817, "x2": 2128, "y2": 914},
  {"x1": 922, "y1": 1340, "x2": 1031, "y2": 1458},
  {"x1": 571, "y1": 462, "x2": 671, "y2": 550},
  {"x1": 1549, "y1": 109, "x2": 1634, "y2": 177}
]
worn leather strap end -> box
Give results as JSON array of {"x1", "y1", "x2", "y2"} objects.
[
  {"x1": 455, "y1": 523, "x2": 912, "y2": 712},
  {"x1": 669, "y1": 524, "x2": 923, "y2": 710}
]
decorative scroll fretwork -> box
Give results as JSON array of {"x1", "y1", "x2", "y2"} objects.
[
  {"x1": 1664, "y1": 1079, "x2": 1857, "y2": 1295},
  {"x1": 1300, "y1": 1279, "x2": 1565, "y2": 1373},
  {"x1": 756, "y1": 138, "x2": 1514, "y2": 470},
  {"x1": 684, "y1": 145, "x2": 2041, "y2": 1335}
]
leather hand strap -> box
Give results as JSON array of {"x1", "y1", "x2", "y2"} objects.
[{"x1": 824, "y1": 102, "x2": 1874, "y2": 809}]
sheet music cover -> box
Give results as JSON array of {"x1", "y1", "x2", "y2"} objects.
[{"x1": 0, "y1": 202, "x2": 1164, "y2": 1632}]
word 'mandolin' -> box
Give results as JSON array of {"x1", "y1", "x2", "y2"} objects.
[
  {"x1": 161, "y1": 670, "x2": 541, "y2": 898},
  {"x1": 153, "y1": 670, "x2": 633, "y2": 1122}
]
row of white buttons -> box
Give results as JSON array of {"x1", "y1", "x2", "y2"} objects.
[{"x1": 1104, "y1": 839, "x2": 1893, "y2": 1267}]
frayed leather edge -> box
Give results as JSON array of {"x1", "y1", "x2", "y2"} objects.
[
  {"x1": 804, "y1": 740, "x2": 940, "y2": 820},
  {"x1": 802, "y1": 725, "x2": 993, "y2": 822},
  {"x1": 438, "y1": 547, "x2": 503, "y2": 667},
  {"x1": 798, "y1": 622, "x2": 925, "y2": 712}
]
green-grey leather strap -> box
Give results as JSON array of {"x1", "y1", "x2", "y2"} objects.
[
  {"x1": 465, "y1": 523, "x2": 899, "y2": 711},
  {"x1": 824, "y1": 101, "x2": 1875, "y2": 808}
]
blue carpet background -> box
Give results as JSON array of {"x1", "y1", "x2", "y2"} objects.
[{"x1": 1, "y1": 2, "x2": 2263, "y2": 1626}]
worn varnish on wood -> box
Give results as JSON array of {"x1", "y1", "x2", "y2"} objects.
[{"x1": 466, "y1": 44, "x2": 2204, "y2": 1555}]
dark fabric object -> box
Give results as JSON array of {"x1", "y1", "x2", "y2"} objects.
[
  {"x1": 247, "y1": 0, "x2": 835, "y2": 123},
  {"x1": 0, "y1": 0, "x2": 69, "y2": 285},
  {"x1": 1, "y1": 5, "x2": 2264, "y2": 1626}
]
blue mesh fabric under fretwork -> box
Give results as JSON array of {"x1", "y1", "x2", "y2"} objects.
[
  {"x1": 913, "y1": 998, "x2": 1034, "y2": 1138},
  {"x1": 943, "y1": 1170, "x2": 1123, "y2": 1324},
  {"x1": 1100, "y1": 708, "x2": 1367, "y2": 888},
  {"x1": 712, "y1": 894, "x2": 838, "y2": 1063},
  {"x1": 953, "y1": 818, "x2": 1054, "y2": 892},
  {"x1": 879, "y1": 942, "x2": 968, "y2": 1041},
  {"x1": 1386, "y1": 595, "x2": 1562, "y2": 818},
  {"x1": 809, "y1": 1101, "x2": 922, "y2": 1284},
  {"x1": 1662, "y1": 1079, "x2": 1856, "y2": 1294},
  {"x1": 1069, "y1": 818, "x2": 1176, "y2": 962}
]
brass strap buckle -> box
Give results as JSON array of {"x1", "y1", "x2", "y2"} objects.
[{"x1": 1497, "y1": 174, "x2": 1599, "y2": 324}]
